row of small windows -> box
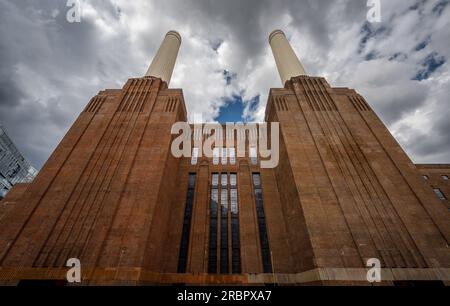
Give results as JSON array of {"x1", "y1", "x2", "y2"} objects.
[
  {"x1": 422, "y1": 175, "x2": 449, "y2": 181},
  {"x1": 191, "y1": 147, "x2": 258, "y2": 166}
]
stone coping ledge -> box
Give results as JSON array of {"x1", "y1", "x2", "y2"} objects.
[{"x1": 0, "y1": 267, "x2": 448, "y2": 285}]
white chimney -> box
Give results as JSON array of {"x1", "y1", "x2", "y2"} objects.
[
  {"x1": 269, "y1": 30, "x2": 306, "y2": 85},
  {"x1": 145, "y1": 31, "x2": 182, "y2": 85}
]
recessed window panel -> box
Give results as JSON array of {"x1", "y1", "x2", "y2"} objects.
[
  {"x1": 208, "y1": 173, "x2": 241, "y2": 274},
  {"x1": 220, "y1": 217, "x2": 229, "y2": 273},
  {"x1": 212, "y1": 173, "x2": 219, "y2": 187},
  {"x1": 252, "y1": 173, "x2": 272, "y2": 273},
  {"x1": 177, "y1": 173, "x2": 197, "y2": 273},
  {"x1": 209, "y1": 173, "x2": 219, "y2": 273},
  {"x1": 213, "y1": 148, "x2": 220, "y2": 165}
]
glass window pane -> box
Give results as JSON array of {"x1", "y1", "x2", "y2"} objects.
[
  {"x1": 211, "y1": 188, "x2": 219, "y2": 201},
  {"x1": 230, "y1": 173, "x2": 237, "y2": 187},
  {"x1": 252, "y1": 173, "x2": 272, "y2": 273},
  {"x1": 212, "y1": 173, "x2": 219, "y2": 187},
  {"x1": 230, "y1": 189, "x2": 238, "y2": 214},
  {"x1": 221, "y1": 189, "x2": 228, "y2": 213},
  {"x1": 221, "y1": 148, "x2": 227, "y2": 165},
  {"x1": 221, "y1": 174, "x2": 228, "y2": 187},
  {"x1": 209, "y1": 181, "x2": 219, "y2": 273},
  {"x1": 220, "y1": 216, "x2": 229, "y2": 273},
  {"x1": 229, "y1": 148, "x2": 236, "y2": 165},
  {"x1": 213, "y1": 148, "x2": 220, "y2": 165},
  {"x1": 188, "y1": 173, "x2": 196, "y2": 188},
  {"x1": 252, "y1": 173, "x2": 261, "y2": 187},
  {"x1": 191, "y1": 147, "x2": 199, "y2": 165}
]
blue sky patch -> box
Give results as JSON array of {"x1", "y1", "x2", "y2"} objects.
[
  {"x1": 414, "y1": 52, "x2": 446, "y2": 80},
  {"x1": 215, "y1": 95, "x2": 246, "y2": 123},
  {"x1": 432, "y1": 0, "x2": 449, "y2": 16},
  {"x1": 414, "y1": 37, "x2": 430, "y2": 51},
  {"x1": 358, "y1": 22, "x2": 387, "y2": 54},
  {"x1": 215, "y1": 95, "x2": 260, "y2": 123},
  {"x1": 389, "y1": 52, "x2": 408, "y2": 61}
]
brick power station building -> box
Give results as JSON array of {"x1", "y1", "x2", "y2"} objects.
[{"x1": 0, "y1": 30, "x2": 449, "y2": 286}]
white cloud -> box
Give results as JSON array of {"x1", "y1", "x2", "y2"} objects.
[{"x1": 0, "y1": 0, "x2": 449, "y2": 168}]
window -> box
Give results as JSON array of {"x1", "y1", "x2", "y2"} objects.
[
  {"x1": 250, "y1": 147, "x2": 258, "y2": 165},
  {"x1": 213, "y1": 148, "x2": 220, "y2": 165},
  {"x1": 191, "y1": 147, "x2": 199, "y2": 165},
  {"x1": 253, "y1": 173, "x2": 261, "y2": 187},
  {"x1": 221, "y1": 174, "x2": 228, "y2": 188},
  {"x1": 177, "y1": 173, "x2": 196, "y2": 273},
  {"x1": 212, "y1": 173, "x2": 219, "y2": 187},
  {"x1": 252, "y1": 173, "x2": 272, "y2": 273},
  {"x1": 229, "y1": 148, "x2": 236, "y2": 165},
  {"x1": 221, "y1": 148, "x2": 228, "y2": 165},
  {"x1": 442, "y1": 175, "x2": 449, "y2": 181},
  {"x1": 220, "y1": 176, "x2": 229, "y2": 274},
  {"x1": 433, "y1": 188, "x2": 446, "y2": 201},
  {"x1": 230, "y1": 173, "x2": 237, "y2": 187},
  {"x1": 193, "y1": 128, "x2": 202, "y2": 141},
  {"x1": 209, "y1": 173, "x2": 241, "y2": 274},
  {"x1": 230, "y1": 173, "x2": 241, "y2": 273},
  {"x1": 208, "y1": 173, "x2": 219, "y2": 273}
]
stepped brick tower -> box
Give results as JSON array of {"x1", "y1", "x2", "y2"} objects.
[{"x1": 0, "y1": 30, "x2": 449, "y2": 286}]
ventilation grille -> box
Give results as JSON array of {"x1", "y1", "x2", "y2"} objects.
[
  {"x1": 349, "y1": 95, "x2": 371, "y2": 111},
  {"x1": 298, "y1": 77, "x2": 338, "y2": 111},
  {"x1": 274, "y1": 97, "x2": 289, "y2": 111},
  {"x1": 164, "y1": 97, "x2": 178, "y2": 112},
  {"x1": 117, "y1": 78, "x2": 153, "y2": 113},
  {"x1": 84, "y1": 96, "x2": 106, "y2": 113}
]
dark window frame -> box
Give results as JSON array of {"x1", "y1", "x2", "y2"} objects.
[
  {"x1": 177, "y1": 173, "x2": 197, "y2": 273},
  {"x1": 252, "y1": 173, "x2": 273, "y2": 273},
  {"x1": 208, "y1": 173, "x2": 220, "y2": 273},
  {"x1": 433, "y1": 187, "x2": 446, "y2": 201}
]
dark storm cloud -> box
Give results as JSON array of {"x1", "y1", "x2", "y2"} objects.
[
  {"x1": 0, "y1": 0, "x2": 449, "y2": 168},
  {"x1": 0, "y1": 0, "x2": 133, "y2": 167}
]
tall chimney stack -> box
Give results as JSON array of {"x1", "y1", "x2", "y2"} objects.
[
  {"x1": 145, "y1": 31, "x2": 182, "y2": 85},
  {"x1": 269, "y1": 30, "x2": 306, "y2": 85}
]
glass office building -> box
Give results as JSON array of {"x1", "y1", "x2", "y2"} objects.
[{"x1": 0, "y1": 125, "x2": 37, "y2": 198}]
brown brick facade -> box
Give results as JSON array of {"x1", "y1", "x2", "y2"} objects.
[
  {"x1": 416, "y1": 164, "x2": 450, "y2": 210},
  {"x1": 0, "y1": 75, "x2": 448, "y2": 286}
]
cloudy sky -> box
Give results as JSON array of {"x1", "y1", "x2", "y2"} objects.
[{"x1": 0, "y1": 0, "x2": 449, "y2": 169}]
